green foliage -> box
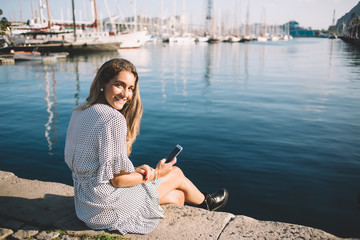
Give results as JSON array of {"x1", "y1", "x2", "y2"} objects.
[
  {"x1": 1, "y1": 17, "x2": 10, "y2": 32},
  {"x1": 43, "y1": 228, "x2": 131, "y2": 240},
  {"x1": 79, "y1": 233, "x2": 131, "y2": 240},
  {"x1": 354, "y1": 16, "x2": 360, "y2": 26},
  {"x1": 43, "y1": 228, "x2": 66, "y2": 239}
]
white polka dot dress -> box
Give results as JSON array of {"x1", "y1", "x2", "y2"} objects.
[{"x1": 64, "y1": 103, "x2": 164, "y2": 235}]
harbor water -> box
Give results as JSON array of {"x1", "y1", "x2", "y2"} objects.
[{"x1": 0, "y1": 38, "x2": 359, "y2": 237}]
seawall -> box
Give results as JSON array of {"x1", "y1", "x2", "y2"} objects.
[{"x1": 0, "y1": 170, "x2": 356, "y2": 240}]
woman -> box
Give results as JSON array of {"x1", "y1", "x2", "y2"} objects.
[{"x1": 64, "y1": 58, "x2": 228, "y2": 235}]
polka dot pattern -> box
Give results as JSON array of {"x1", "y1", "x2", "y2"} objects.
[{"x1": 65, "y1": 103, "x2": 164, "y2": 235}]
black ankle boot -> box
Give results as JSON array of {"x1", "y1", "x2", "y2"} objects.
[{"x1": 197, "y1": 189, "x2": 229, "y2": 211}]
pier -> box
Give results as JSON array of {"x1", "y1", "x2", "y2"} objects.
[{"x1": 0, "y1": 55, "x2": 15, "y2": 65}]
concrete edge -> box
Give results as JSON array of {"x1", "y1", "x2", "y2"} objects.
[{"x1": 0, "y1": 170, "x2": 358, "y2": 240}]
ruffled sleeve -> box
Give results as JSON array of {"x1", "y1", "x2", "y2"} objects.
[{"x1": 97, "y1": 114, "x2": 135, "y2": 183}]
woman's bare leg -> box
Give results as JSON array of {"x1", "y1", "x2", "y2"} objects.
[
  {"x1": 159, "y1": 189, "x2": 185, "y2": 205},
  {"x1": 157, "y1": 166, "x2": 205, "y2": 205}
]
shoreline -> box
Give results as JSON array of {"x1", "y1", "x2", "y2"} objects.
[{"x1": 0, "y1": 170, "x2": 356, "y2": 240}]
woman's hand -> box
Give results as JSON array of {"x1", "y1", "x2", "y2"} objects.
[
  {"x1": 156, "y1": 158, "x2": 177, "y2": 178},
  {"x1": 135, "y1": 164, "x2": 155, "y2": 182}
]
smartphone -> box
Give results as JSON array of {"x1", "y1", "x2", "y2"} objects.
[{"x1": 165, "y1": 144, "x2": 183, "y2": 163}]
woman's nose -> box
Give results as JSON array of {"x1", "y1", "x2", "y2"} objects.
[{"x1": 121, "y1": 88, "x2": 130, "y2": 98}]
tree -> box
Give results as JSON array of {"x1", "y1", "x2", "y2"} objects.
[
  {"x1": 1, "y1": 17, "x2": 10, "y2": 32},
  {"x1": 0, "y1": 8, "x2": 9, "y2": 33},
  {"x1": 349, "y1": 16, "x2": 360, "y2": 38}
]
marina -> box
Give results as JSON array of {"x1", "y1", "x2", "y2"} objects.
[
  {"x1": 0, "y1": 0, "x2": 150, "y2": 54},
  {"x1": 0, "y1": 0, "x2": 297, "y2": 55},
  {"x1": 1, "y1": 0, "x2": 359, "y2": 55}
]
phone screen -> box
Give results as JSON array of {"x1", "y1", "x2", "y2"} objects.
[{"x1": 165, "y1": 144, "x2": 183, "y2": 163}]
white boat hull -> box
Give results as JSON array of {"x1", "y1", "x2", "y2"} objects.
[
  {"x1": 257, "y1": 36, "x2": 268, "y2": 42},
  {"x1": 116, "y1": 31, "x2": 148, "y2": 49}
]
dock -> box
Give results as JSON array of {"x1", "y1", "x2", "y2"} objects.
[{"x1": 0, "y1": 55, "x2": 15, "y2": 65}]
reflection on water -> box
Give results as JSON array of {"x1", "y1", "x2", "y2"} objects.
[
  {"x1": 244, "y1": 43, "x2": 249, "y2": 83},
  {"x1": 74, "y1": 63, "x2": 80, "y2": 106},
  {"x1": 203, "y1": 43, "x2": 212, "y2": 87},
  {"x1": 43, "y1": 65, "x2": 58, "y2": 154}
]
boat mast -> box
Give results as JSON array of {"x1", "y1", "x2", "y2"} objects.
[
  {"x1": 160, "y1": 0, "x2": 164, "y2": 37},
  {"x1": 132, "y1": 0, "x2": 138, "y2": 31},
  {"x1": 104, "y1": 0, "x2": 114, "y2": 31},
  {"x1": 93, "y1": 0, "x2": 99, "y2": 31},
  {"x1": 39, "y1": 0, "x2": 45, "y2": 26},
  {"x1": 31, "y1": 1, "x2": 34, "y2": 20},
  {"x1": 245, "y1": 1, "x2": 250, "y2": 36},
  {"x1": 206, "y1": 0, "x2": 213, "y2": 36},
  {"x1": 71, "y1": 0, "x2": 76, "y2": 41},
  {"x1": 45, "y1": 0, "x2": 51, "y2": 29}
]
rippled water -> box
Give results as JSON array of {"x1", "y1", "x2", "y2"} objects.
[{"x1": 0, "y1": 38, "x2": 359, "y2": 237}]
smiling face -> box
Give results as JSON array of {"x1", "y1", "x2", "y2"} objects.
[{"x1": 103, "y1": 70, "x2": 136, "y2": 110}]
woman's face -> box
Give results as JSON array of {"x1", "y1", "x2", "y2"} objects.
[{"x1": 103, "y1": 70, "x2": 136, "y2": 110}]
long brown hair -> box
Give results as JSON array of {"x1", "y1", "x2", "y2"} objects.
[{"x1": 78, "y1": 58, "x2": 143, "y2": 156}]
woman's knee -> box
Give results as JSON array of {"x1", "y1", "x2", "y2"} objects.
[
  {"x1": 163, "y1": 190, "x2": 185, "y2": 205},
  {"x1": 175, "y1": 190, "x2": 185, "y2": 205},
  {"x1": 160, "y1": 166, "x2": 186, "y2": 191},
  {"x1": 170, "y1": 166, "x2": 184, "y2": 179}
]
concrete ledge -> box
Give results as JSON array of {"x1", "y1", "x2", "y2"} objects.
[
  {"x1": 0, "y1": 170, "x2": 356, "y2": 240},
  {"x1": 219, "y1": 215, "x2": 348, "y2": 240},
  {"x1": 0, "y1": 171, "x2": 15, "y2": 182},
  {"x1": 126, "y1": 205, "x2": 234, "y2": 240},
  {"x1": 0, "y1": 171, "x2": 74, "y2": 226}
]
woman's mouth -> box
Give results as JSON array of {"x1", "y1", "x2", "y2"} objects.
[{"x1": 114, "y1": 96, "x2": 127, "y2": 103}]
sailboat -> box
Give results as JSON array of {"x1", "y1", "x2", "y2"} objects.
[
  {"x1": 116, "y1": 31, "x2": 148, "y2": 48},
  {"x1": 256, "y1": 7, "x2": 268, "y2": 42},
  {"x1": 5, "y1": 0, "x2": 122, "y2": 53},
  {"x1": 240, "y1": 1, "x2": 252, "y2": 42},
  {"x1": 102, "y1": 0, "x2": 149, "y2": 49}
]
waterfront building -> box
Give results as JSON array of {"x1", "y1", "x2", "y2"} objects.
[{"x1": 288, "y1": 21, "x2": 315, "y2": 37}]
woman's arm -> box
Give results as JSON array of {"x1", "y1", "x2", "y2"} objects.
[
  {"x1": 110, "y1": 164, "x2": 155, "y2": 187},
  {"x1": 110, "y1": 158, "x2": 177, "y2": 188},
  {"x1": 110, "y1": 170, "x2": 145, "y2": 187}
]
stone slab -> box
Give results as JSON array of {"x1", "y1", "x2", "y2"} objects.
[
  {"x1": 56, "y1": 204, "x2": 235, "y2": 240},
  {"x1": 11, "y1": 225, "x2": 39, "y2": 240},
  {"x1": 0, "y1": 219, "x2": 25, "y2": 230},
  {"x1": 54, "y1": 211, "x2": 109, "y2": 237},
  {"x1": 1, "y1": 170, "x2": 358, "y2": 240},
  {"x1": 0, "y1": 171, "x2": 15, "y2": 182},
  {"x1": 36, "y1": 230, "x2": 61, "y2": 240},
  {"x1": 0, "y1": 172, "x2": 74, "y2": 226},
  {"x1": 218, "y1": 215, "x2": 349, "y2": 240},
  {"x1": 0, "y1": 228, "x2": 13, "y2": 240},
  {"x1": 126, "y1": 204, "x2": 235, "y2": 240}
]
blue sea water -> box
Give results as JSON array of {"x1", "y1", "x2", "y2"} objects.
[{"x1": 0, "y1": 38, "x2": 359, "y2": 237}]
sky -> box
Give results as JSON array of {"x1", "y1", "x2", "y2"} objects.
[{"x1": 0, "y1": 0, "x2": 359, "y2": 30}]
